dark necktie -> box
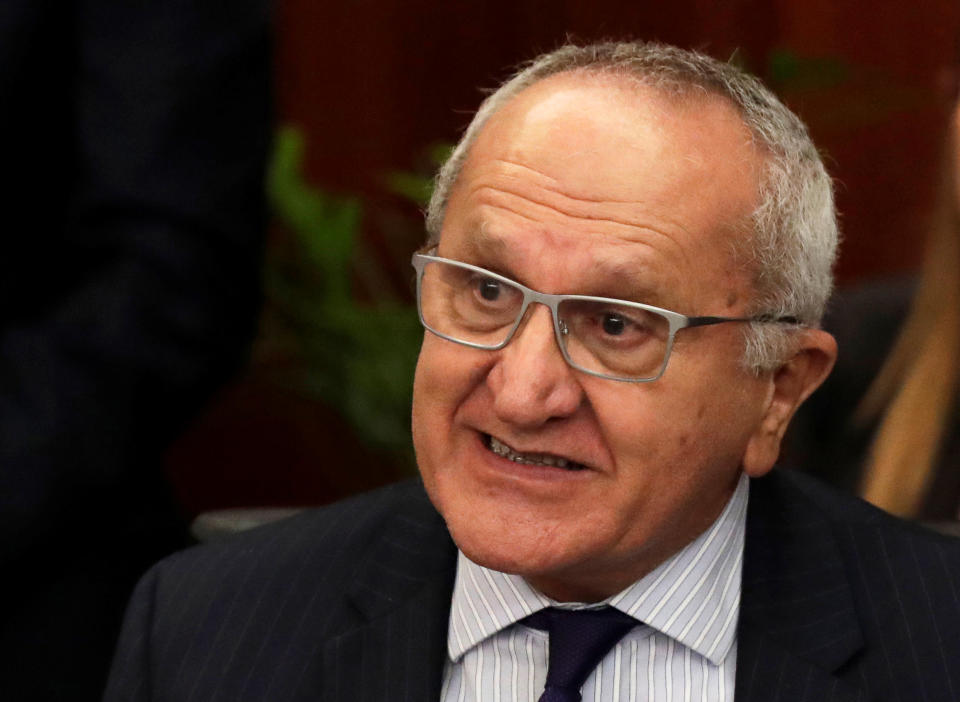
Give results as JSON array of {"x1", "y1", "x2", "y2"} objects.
[{"x1": 523, "y1": 606, "x2": 638, "y2": 702}]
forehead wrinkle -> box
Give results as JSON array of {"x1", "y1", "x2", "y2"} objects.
[
  {"x1": 486, "y1": 158, "x2": 562, "y2": 187},
  {"x1": 476, "y1": 156, "x2": 689, "y2": 213},
  {"x1": 451, "y1": 214, "x2": 682, "y2": 309},
  {"x1": 463, "y1": 181, "x2": 693, "y2": 267},
  {"x1": 463, "y1": 199, "x2": 689, "y2": 275}
]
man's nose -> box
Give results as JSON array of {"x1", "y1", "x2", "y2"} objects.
[{"x1": 487, "y1": 304, "x2": 584, "y2": 428}]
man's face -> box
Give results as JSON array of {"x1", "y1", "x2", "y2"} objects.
[{"x1": 412, "y1": 73, "x2": 777, "y2": 602}]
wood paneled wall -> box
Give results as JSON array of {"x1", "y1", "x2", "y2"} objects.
[{"x1": 275, "y1": 0, "x2": 960, "y2": 283}]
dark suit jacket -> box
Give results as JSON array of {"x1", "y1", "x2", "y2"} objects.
[{"x1": 104, "y1": 470, "x2": 960, "y2": 702}]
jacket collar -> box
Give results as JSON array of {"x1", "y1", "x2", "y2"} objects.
[
  {"x1": 736, "y1": 470, "x2": 866, "y2": 702},
  {"x1": 322, "y1": 482, "x2": 457, "y2": 702},
  {"x1": 320, "y1": 471, "x2": 870, "y2": 702}
]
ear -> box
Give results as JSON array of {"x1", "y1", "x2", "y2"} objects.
[{"x1": 742, "y1": 329, "x2": 837, "y2": 477}]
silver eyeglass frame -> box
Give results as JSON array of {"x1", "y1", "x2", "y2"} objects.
[{"x1": 411, "y1": 251, "x2": 799, "y2": 383}]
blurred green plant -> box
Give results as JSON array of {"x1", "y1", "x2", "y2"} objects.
[
  {"x1": 264, "y1": 125, "x2": 430, "y2": 464},
  {"x1": 385, "y1": 143, "x2": 453, "y2": 206},
  {"x1": 766, "y1": 49, "x2": 850, "y2": 92}
]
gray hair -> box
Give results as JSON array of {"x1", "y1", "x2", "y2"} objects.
[{"x1": 425, "y1": 42, "x2": 838, "y2": 373}]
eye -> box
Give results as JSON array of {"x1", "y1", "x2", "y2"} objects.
[
  {"x1": 478, "y1": 278, "x2": 501, "y2": 301},
  {"x1": 601, "y1": 313, "x2": 626, "y2": 336}
]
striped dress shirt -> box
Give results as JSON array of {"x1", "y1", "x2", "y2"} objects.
[{"x1": 441, "y1": 473, "x2": 748, "y2": 702}]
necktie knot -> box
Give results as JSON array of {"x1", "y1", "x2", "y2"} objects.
[{"x1": 523, "y1": 606, "x2": 637, "y2": 702}]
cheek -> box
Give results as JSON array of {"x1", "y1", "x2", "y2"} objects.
[
  {"x1": 597, "y1": 392, "x2": 704, "y2": 471},
  {"x1": 586, "y1": 385, "x2": 675, "y2": 476},
  {"x1": 411, "y1": 340, "x2": 449, "y2": 455},
  {"x1": 662, "y1": 372, "x2": 765, "y2": 467},
  {"x1": 590, "y1": 366, "x2": 758, "y2": 477},
  {"x1": 411, "y1": 337, "x2": 491, "y2": 462}
]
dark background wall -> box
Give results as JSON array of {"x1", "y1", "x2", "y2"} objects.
[
  {"x1": 166, "y1": 0, "x2": 960, "y2": 515},
  {"x1": 276, "y1": 0, "x2": 960, "y2": 282}
]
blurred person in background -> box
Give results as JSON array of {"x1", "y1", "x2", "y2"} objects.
[
  {"x1": 786, "y1": 82, "x2": 960, "y2": 521},
  {"x1": 0, "y1": 1, "x2": 271, "y2": 699}
]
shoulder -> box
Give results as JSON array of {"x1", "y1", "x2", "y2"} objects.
[
  {"x1": 741, "y1": 470, "x2": 960, "y2": 700},
  {"x1": 751, "y1": 468, "x2": 960, "y2": 607},
  {"x1": 138, "y1": 479, "x2": 444, "y2": 639},
  {"x1": 150, "y1": 479, "x2": 436, "y2": 591},
  {"x1": 104, "y1": 479, "x2": 451, "y2": 701},
  {"x1": 756, "y1": 468, "x2": 960, "y2": 551}
]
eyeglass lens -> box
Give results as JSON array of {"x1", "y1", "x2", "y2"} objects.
[{"x1": 418, "y1": 259, "x2": 672, "y2": 380}]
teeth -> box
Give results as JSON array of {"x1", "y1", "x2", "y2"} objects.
[{"x1": 487, "y1": 436, "x2": 583, "y2": 470}]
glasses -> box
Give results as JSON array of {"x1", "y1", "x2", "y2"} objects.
[{"x1": 411, "y1": 252, "x2": 799, "y2": 382}]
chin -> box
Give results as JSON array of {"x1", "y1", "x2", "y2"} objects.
[
  {"x1": 452, "y1": 520, "x2": 628, "y2": 603},
  {"x1": 432, "y1": 483, "x2": 594, "y2": 581},
  {"x1": 447, "y1": 519, "x2": 545, "y2": 574},
  {"x1": 454, "y1": 537, "x2": 532, "y2": 577}
]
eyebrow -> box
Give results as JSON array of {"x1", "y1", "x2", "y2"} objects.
[
  {"x1": 583, "y1": 257, "x2": 675, "y2": 309},
  {"x1": 448, "y1": 225, "x2": 518, "y2": 280},
  {"x1": 462, "y1": 224, "x2": 511, "y2": 259},
  {"x1": 454, "y1": 225, "x2": 677, "y2": 310}
]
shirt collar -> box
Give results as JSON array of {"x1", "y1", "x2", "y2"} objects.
[{"x1": 447, "y1": 472, "x2": 749, "y2": 666}]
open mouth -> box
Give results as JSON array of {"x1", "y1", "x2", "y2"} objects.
[{"x1": 484, "y1": 434, "x2": 587, "y2": 471}]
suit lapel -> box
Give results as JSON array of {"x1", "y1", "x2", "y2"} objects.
[
  {"x1": 735, "y1": 632, "x2": 865, "y2": 702},
  {"x1": 735, "y1": 472, "x2": 866, "y2": 702},
  {"x1": 322, "y1": 485, "x2": 457, "y2": 702},
  {"x1": 322, "y1": 472, "x2": 873, "y2": 702}
]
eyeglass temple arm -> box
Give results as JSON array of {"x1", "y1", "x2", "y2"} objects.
[{"x1": 684, "y1": 314, "x2": 801, "y2": 329}]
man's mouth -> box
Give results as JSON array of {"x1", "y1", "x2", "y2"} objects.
[{"x1": 484, "y1": 434, "x2": 587, "y2": 471}]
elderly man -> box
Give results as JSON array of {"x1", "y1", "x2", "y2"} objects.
[{"x1": 105, "y1": 42, "x2": 960, "y2": 702}]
